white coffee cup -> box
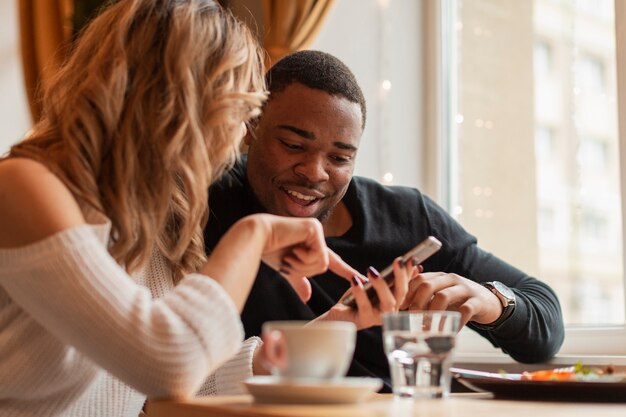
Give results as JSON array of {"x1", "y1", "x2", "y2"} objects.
[{"x1": 262, "y1": 320, "x2": 356, "y2": 380}]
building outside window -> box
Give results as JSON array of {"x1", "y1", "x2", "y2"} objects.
[{"x1": 449, "y1": 0, "x2": 623, "y2": 330}]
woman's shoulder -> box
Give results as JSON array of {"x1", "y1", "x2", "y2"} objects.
[
  {"x1": 0, "y1": 158, "x2": 86, "y2": 247},
  {"x1": 0, "y1": 157, "x2": 54, "y2": 180}
]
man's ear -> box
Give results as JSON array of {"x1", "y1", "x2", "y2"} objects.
[
  {"x1": 240, "y1": 130, "x2": 254, "y2": 152},
  {"x1": 243, "y1": 131, "x2": 254, "y2": 146}
]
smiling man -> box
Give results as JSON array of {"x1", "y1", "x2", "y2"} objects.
[
  {"x1": 204, "y1": 50, "x2": 564, "y2": 391},
  {"x1": 245, "y1": 81, "x2": 361, "y2": 236}
]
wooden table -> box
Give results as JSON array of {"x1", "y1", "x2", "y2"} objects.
[{"x1": 146, "y1": 393, "x2": 626, "y2": 417}]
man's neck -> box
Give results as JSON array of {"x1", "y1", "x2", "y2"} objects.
[{"x1": 322, "y1": 201, "x2": 353, "y2": 237}]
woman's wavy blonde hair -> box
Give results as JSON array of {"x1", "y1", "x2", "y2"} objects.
[{"x1": 10, "y1": 0, "x2": 266, "y2": 282}]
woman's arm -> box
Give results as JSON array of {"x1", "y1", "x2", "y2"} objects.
[{"x1": 0, "y1": 158, "x2": 358, "y2": 396}]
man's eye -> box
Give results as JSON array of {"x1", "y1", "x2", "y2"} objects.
[
  {"x1": 331, "y1": 155, "x2": 352, "y2": 163},
  {"x1": 279, "y1": 140, "x2": 303, "y2": 150}
]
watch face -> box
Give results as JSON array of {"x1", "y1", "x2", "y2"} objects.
[{"x1": 493, "y1": 281, "x2": 515, "y2": 302}]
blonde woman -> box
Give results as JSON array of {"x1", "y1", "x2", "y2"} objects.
[{"x1": 0, "y1": 1, "x2": 359, "y2": 416}]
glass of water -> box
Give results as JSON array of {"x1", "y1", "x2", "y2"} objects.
[{"x1": 382, "y1": 311, "x2": 461, "y2": 399}]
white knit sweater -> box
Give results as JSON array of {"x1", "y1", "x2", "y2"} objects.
[{"x1": 0, "y1": 213, "x2": 259, "y2": 417}]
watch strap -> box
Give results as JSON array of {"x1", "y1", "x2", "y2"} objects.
[{"x1": 471, "y1": 282, "x2": 516, "y2": 330}]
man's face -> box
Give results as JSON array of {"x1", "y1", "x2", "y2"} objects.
[{"x1": 245, "y1": 83, "x2": 363, "y2": 221}]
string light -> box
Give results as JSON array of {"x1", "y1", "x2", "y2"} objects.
[
  {"x1": 471, "y1": 185, "x2": 493, "y2": 219},
  {"x1": 376, "y1": 0, "x2": 392, "y2": 184}
]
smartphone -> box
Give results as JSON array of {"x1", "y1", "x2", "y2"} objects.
[{"x1": 341, "y1": 236, "x2": 442, "y2": 308}]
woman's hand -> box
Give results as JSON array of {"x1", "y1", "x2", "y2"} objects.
[
  {"x1": 252, "y1": 331, "x2": 286, "y2": 376},
  {"x1": 201, "y1": 214, "x2": 358, "y2": 310},
  {"x1": 258, "y1": 215, "x2": 359, "y2": 302},
  {"x1": 316, "y1": 258, "x2": 420, "y2": 330}
]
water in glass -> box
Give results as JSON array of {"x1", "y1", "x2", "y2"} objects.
[{"x1": 384, "y1": 331, "x2": 455, "y2": 398}]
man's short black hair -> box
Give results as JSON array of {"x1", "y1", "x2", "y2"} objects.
[{"x1": 265, "y1": 50, "x2": 367, "y2": 129}]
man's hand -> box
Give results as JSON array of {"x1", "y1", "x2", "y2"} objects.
[{"x1": 399, "y1": 272, "x2": 503, "y2": 327}]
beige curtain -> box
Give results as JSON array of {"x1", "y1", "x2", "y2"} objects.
[
  {"x1": 19, "y1": 0, "x2": 73, "y2": 123},
  {"x1": 262, "y1": 0, "x2": 335, "y2": 68}
]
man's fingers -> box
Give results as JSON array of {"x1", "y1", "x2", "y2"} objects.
[
  {"x1": 427, "y1": 285, "x2": 468, "y2": 311},
  {"x1": 405, "y1": 272, "x2": 457, "y2": 310},
  {"x1": 457, "y1": 299, "x2": 480, "y2": 328}
]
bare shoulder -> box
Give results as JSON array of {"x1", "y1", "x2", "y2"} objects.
[{"x1": 0, "y1": 158, "x2": 86, "y2": 247}]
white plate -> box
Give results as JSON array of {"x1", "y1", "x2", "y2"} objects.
[{"x1": 242, "y1": 376, "x2": 383, "y2": 404}]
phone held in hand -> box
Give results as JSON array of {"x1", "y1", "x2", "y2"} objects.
[{"x1": 341, "y1": 236, "x2": 443, "y2": 309}]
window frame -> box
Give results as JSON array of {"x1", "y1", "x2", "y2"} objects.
[{"x1": 424, "y1": 0, "x2": 626, "y2": 361}]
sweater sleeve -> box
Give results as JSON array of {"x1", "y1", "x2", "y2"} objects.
[
  {"x1": 0, "y1": 224, "x2": 244, "y2": 398},
  {"x1": 421, "y1": 194, "x2": 565, "y2": 363},
  {"x1": 196, "y1": 336, "x2": 261, "y2": 396},
  {"x1": 461, "y1": 245, "x2": 565, "y2": 363}
]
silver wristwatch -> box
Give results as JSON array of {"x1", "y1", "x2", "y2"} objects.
[{"x1": 474, "y1": 281, "x2": 516, "y2": 329}]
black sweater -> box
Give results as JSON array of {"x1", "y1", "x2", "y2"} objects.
[{"x1": 204, "y1": 158, "x2": 564, "y2": 391}]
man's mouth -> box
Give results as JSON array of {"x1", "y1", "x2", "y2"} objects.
[
  {"x1": 280, "y1": 186, "x2": 324, "y2": 207},
  {"x1": 286, "y1": 189, "x2": 317, "y2": 202}
]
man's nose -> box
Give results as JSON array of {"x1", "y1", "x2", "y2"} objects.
[{"x1": 293, "y1": 155, "x2": 330, "y2": 183}]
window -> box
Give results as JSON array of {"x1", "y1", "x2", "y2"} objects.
[
  {"x1": 535, "y1": 126, "x2": 555, "y2": 162},
  {"x1": 534, "y1": 41, "x2": 553, "y2": 78},
  {"x1": 314, "y1": 0, "x2": 626, "y2": 357},
  {"x1": 440, "y1": 0, "x2": 626, "y2": 354},
  {"x1": 578, "y1": 136, "x2": 609, "y2": 173},
  {"x1": 575, "y1": 55, "x2": 606, "y2": 94},
  {"x1": 537, "y1": 205, "x2": 556, "y2": 236},
  {"x1": 580, "y1": 208, "x2": 609, "y2": 241},
  {"x1": 575, "y1": 0, "x2": 614, "y2": 20}
]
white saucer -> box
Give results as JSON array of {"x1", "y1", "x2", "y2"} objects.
[{"x1": 242, "y1": 376, "x2": 383, "y2": 404}]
